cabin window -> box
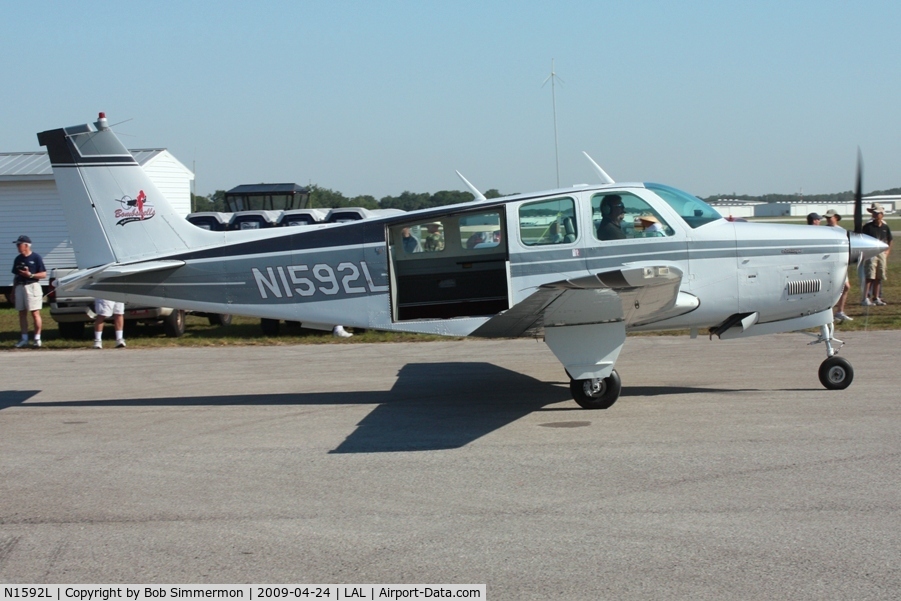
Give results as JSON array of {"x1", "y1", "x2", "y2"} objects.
[
  {"x1": 459, "y1": 211, "x2": 503, "y2": 250},
  {"x1": 519, "y1": 197, "x2": 577, "y2": 246},
  {"x1": 592, "y1": 192, "x2": 674, "y2": 240}
]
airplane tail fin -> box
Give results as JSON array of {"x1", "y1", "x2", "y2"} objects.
[{"x1": 37, "y1": 113, "x2": 214, "y2": 269}]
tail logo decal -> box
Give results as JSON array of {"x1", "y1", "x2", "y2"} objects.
[{"x1": 114, "y1": 190, "x2": 156, "y2": 226}]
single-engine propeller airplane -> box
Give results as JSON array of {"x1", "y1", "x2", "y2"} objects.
[{"x1": 39, "y1": 114, "x2": 887, "y2": 409}]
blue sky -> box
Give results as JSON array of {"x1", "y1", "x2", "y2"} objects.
[{"x1": 3, "y1": 0, "x2": 899, "y2": 199}]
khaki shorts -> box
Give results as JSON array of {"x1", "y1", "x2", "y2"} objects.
[
  {"x1": 14, "y1": 282, "x2": 43, "y2": 312},
  {"x1": 865, "y1": 252, "x2": 888, "y2": 281}
]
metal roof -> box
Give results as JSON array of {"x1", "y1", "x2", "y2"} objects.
[
  {"x1": 225, "y1": 183, "x2": 308, "y2": 195},
  {"x1": 0, "y1": 149, "x2": 170, "y2": 181}
]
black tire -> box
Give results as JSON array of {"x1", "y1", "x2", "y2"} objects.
[
  {"x1": 57, "y1": 321, "x2": 85, "y2": 340},
  {"x1": 819, "y1": 356, "x2": 854, "y2": 390},
  {"x1": 208, "y1": 313, "x2": 233, "y2": 326},
  {"x1": 162, "y1": 309, "x2": 186, "y2": 337},
  {"x1": 260, "y1": 318, "x2": 280, "y2": 336},
  {"x1": 570, "y1": 370, "x2": 622, "y2": 410}
]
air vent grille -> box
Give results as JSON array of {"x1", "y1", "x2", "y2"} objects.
[{"x1": 786, "y1": 279, "x2": 821, "y2": 295}]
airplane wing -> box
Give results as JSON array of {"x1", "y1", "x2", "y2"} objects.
[{"x1": 471, "y1": 263, "x2": 695, "y2": 338}]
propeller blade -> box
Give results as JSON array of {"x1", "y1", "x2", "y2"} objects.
[{"x1": 854, "y1": 148, "x2": 863, "y2": 234}]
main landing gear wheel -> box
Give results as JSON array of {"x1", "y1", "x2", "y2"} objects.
[
  {"x1": 570, "y1": 370, "x2": 622, "y2": 410},
  {"x1": 819, "y1": 356, "x2": 854, "y2": 390}
]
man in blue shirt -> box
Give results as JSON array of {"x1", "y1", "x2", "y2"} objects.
[{"x1": 11, "y1": 235, "x2": 47, "y2": 348}]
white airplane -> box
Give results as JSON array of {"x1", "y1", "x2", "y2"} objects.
[{"x1": 40, "y1": 114, "x2": 887, "y2": 409}]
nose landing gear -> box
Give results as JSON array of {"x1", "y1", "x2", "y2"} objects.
[{"x1": 811, "y1": 322, "x2": 854, "y2": 390}]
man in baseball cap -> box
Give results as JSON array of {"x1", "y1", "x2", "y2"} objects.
[
  {"x1": 806, "y1": 212, "x2": 822, "y2": 225},
  {"x1": 11, "y1": 234, "x2": 46, "y2": 348}
]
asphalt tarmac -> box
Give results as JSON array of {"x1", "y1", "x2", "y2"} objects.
[{"x1": 2, "y1": 332, "x2": 900, "y2": 599}]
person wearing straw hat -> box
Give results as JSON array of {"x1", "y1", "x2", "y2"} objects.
[
  {"x1": 861, "y1": 203, "x2": 892, "y2": 306},
  {"x1": 638, "y1": 214, "x2": 665, "y2": 236}
]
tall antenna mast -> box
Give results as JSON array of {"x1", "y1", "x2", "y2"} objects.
[{"x1": 542, "y1": 59, "x2": 564, "y2": 187}]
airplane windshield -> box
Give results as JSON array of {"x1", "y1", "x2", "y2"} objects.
[{"x1": 645, "y1": 183, "x2": 722, "y2": 228}]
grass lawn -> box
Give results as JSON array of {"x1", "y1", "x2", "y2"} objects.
[{"x1": 0, "y1": 309, "x2": 448, "y2": 350}]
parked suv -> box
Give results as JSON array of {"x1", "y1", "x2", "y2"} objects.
[{"x1": 47, "y1": 268, "x2": 194, "y2": 339}]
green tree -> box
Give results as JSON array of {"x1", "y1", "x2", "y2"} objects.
[
  {"x1": 349, "y1": 194, "x2": 379, "y2": 210},
  {"x1": 191, "y1": 190, "x2": 228, "y2": 212},
  {"x1": 379, "y1": 191, "x2": 432, "y2": 211},
  {"x1": 431, "y1": 190, "x2": 475, "y2": 206},
  {"x1": 308, "y1": 185, "x2": 350, "y2": 209}
]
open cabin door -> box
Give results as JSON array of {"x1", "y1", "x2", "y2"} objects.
[{"x1": 388, "y1": 207, "x2": 510, "y2": 321}]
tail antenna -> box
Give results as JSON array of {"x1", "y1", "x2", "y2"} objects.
[
  {"x1": 582, "y1": 151, "x2": 615, "y2": 184},
  {"x1": 455, "y1": 170, "x2": 486, "y2": 201}
]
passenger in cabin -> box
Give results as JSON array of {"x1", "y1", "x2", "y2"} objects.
[
  {"x1": 596, "y1": 195, "x2": 627, "y2": 240},
  {"x1": 401, "y1": 227, "x2": 422, "y2": 253},
  {"x1": 639, "y1": 215, "x2": 664, "y2": 236},
  {"x1": 424, "y1": 223, "x2": 444, "y2": 251},
  {"x1": 466, "y1": 231, "x2": 487, "y2": 249},
  {"x1": 540, "y1": 221, "x2": 564, "y2": 244}
]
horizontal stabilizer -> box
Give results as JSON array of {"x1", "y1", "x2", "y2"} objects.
[
  {"x1": 56, "y1": 260, "x2": 186, "y2": 295},
  {"x1": 98, "y1": 260, "x2": 186, "y2": 278}
]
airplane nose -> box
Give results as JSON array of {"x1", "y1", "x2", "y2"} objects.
[{"x1": 849, "y1": 232, "x2": 888, "y2": 260}]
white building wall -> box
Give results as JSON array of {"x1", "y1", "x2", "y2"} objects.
[
  {"x1": 0, "y1": 180, "x2": 75, "y2": 282},
  {"x1": 142, "y1": 152, "x2": 193, "y2": 216},
  {"x1": 711, "y1": 204, "x2": 756, "y2": 218}
]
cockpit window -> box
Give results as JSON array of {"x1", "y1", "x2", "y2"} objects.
[
  {"x1": 591, "y1": 192, "x2": 674, "y2": 240},
  {"x1": 645, "y1": 183, "x2": 722, "y2": 228}
]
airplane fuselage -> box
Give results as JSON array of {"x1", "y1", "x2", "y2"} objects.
[{"x1": 66, "y1": 183, "x2": 850, "y2": 340}]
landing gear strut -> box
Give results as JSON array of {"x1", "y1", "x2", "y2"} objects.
[
  {"x1": 811, "y1": 322, "x2": 853, "y2": 390},
  {"x1": 570, "y1": 370, "x2": 622, "y2": 409}
]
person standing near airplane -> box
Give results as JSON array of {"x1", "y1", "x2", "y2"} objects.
[
  {"x1": 823, "y1": 210, "x2": 852, "y2": 322},
  {"x1": 11, "y1": 235, "x2": 46, "y2": 348},
  {"x1": 861, "y1": 203, "x2": 892, "y2": 305},
  {"x1": 806, "y1": 212, "x2": 822, "y2": 225},
  {"x1": 92, "y1": 299, "x2": 126, "y2": 349}
]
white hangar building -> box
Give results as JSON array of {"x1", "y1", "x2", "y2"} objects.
[{"x1": 0, "y1": 149, "x2": 193, "y2": 288}]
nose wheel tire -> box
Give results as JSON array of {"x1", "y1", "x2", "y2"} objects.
[
  {"x1": 570, "y1": 370, "x2": 622, "y2": 410},
  {"x1": 818, "y1": 356, "x2": 854, "y2": 390}
]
